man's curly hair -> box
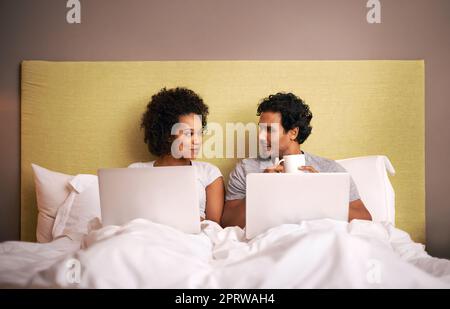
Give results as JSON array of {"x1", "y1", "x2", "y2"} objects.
[
  {"x1": 257, "y1": 92, "x2": 313, "y2": 144},
  {"x1": 141, "y1": 87, "x2": 209, "y2": 156}
]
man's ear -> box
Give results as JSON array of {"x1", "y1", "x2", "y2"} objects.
[{"x1": 289, "y1": 127, "x2": 299, "y2": 141}]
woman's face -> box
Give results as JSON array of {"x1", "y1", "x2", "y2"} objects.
[{"x1": 172, "y1": 113, "x2": 203, "y2": 159}]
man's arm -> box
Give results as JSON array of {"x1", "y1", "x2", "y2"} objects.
[
  {"x1": 221, "y1": 198, "x2": 246, "y2": 228},
  {"x1": 349, "y1": 199, "x2": 372, "y2": 221},
  {"x1": 332, "y1": 162, "x2": 371, "y2": 221}
]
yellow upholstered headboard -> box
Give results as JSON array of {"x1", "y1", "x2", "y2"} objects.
[{"x1": 21, "y1": 60, "x2": 425, "y2": 242}]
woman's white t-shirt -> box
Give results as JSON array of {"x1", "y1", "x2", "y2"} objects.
[{"x1": 128, "y1": 161, "x2": 222, "y2": 218}]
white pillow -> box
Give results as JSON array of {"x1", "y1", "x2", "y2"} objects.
[
  {"x1": 336, "y1": 155, "x2": 396, "y2": 224},
  {"x1": 31, "y1": 164, "x2": 101, "y2": 242}
]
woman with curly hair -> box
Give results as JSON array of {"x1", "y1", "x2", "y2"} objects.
[{"x1": 129, "y1": 87, "x2": 224, "y2": 224}]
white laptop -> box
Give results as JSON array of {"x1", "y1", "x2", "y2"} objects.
[
  {"x1": 246, "y1": 173, "x2": 350, "y2": 239},
  {"x1": 98, "y1": 166, "x2": 201, "y2": 233}
]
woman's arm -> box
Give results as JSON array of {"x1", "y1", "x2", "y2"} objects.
[{"x1": 205, "y1": 177, "x2": 225, "y2": 224}]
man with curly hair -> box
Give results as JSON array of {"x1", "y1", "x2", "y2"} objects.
[{"x1": 221, "y1": 92, "x2": 372, "y2": 228}]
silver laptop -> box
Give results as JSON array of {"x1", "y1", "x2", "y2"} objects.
[
  {"x1": 98, "y1": 166, "x2": 200, "y2": 233},
  {"x1": 246, "y1": 173, "x2": 350, "y2": 239}
]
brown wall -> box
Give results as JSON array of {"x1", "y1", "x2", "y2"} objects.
[{"x1": 1, "y1": 0, "x2": 449, "y2": 257}]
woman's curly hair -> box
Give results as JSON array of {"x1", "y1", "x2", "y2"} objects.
[
  {"x1": 141, "y1": 87, "x2": 209, "y2": 156},
  {"x1": 257, "y1": 92, "x2": 313, "y2": 144}
]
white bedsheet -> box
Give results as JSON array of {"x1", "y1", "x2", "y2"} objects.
[
  {"x1": 1, "y1": 219, "x2": 449, "y2": 288},
  {"x1": 0, "y1": 236, "x2": 80, "y2": 288}
]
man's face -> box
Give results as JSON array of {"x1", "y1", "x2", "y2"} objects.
[{"x1": 258, "y1": 111, "x2": 292, "y2": 158}]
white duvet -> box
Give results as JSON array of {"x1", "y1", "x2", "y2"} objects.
[{"x1": 1, "y1": 219, "x2": 449, "y2": 288}]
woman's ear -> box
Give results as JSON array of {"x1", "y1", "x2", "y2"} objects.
[{"x1": 289, "y1": 127, "x2": 299, "y2": 141}]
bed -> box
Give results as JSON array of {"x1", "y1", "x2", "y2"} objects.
[{"x1": 1, "y1": 60, "x2": 449, "y2": 288}]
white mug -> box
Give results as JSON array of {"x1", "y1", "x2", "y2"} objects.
[{"x1": 276, "y1": 154, "x2": 306, "y2": 173}]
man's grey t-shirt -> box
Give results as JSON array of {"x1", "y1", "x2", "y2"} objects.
[{"x1": 226, "y1": 151, "x2": 361, "y2": 202}]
